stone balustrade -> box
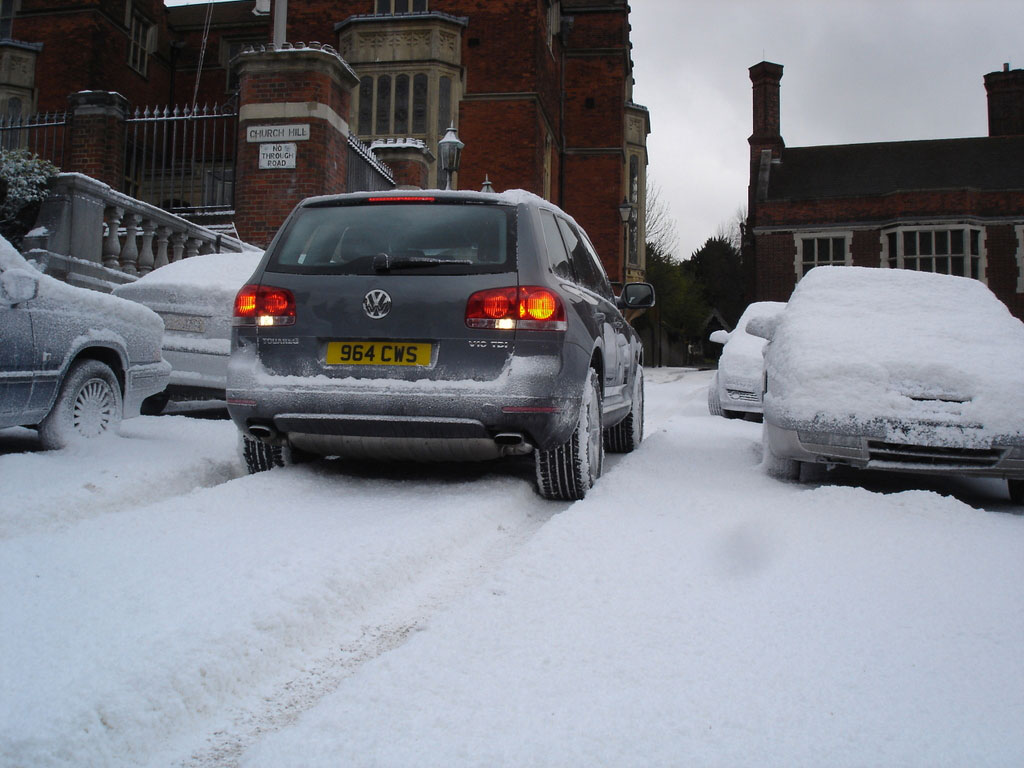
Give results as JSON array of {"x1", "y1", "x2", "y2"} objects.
[{"x1": 23, "y1": 172, "x2": 248, "y2": 292}]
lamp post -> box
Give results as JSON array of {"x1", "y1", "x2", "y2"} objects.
[
  {"x1": 618, "y1": 197, "x2": 635, "y2": 284},
  {"x1": 438, "y1": 123, "x2": 464, "y2": 191}
]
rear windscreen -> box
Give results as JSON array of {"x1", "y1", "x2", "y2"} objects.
[{"x1": 266, "y1": 202, "x2": 515, "y2": 275}]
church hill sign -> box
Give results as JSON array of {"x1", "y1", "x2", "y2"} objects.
[{"x1": 247, "y1": 124, "x2": 310, "y2": 170}]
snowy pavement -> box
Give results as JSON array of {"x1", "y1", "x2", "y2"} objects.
[{"x1": 2, "y1": 368, "x2": 1022, "y2": 767}]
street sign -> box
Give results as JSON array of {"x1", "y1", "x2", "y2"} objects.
[
  {"x1": 246, "y1": 124, "x2": 310, "y2": 142},
  {"x1": 259, "y1": 142, "x2": 297, "y2": 169}
]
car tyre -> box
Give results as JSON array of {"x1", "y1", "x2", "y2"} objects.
[
  {"x1": 762, "y1": 429, "x2": 802, "y2": 482},
  {"x1": 707, "y1": 374, "x2": 724, "y2": 417},
  {"x1": 140, "y1": 391, "x2": 170, "y2": 415},
  {"x1": 1009, "y1": 478, "x2": 1024, "y2": 509},
  {"x1": 240, "y1": 433, "x2": 312, "y2": 473},
  {"x1": 38, "y1": 359, "x2": 122, "y2": 450},
  {"x1": 535, "y1": 368, "x2": 603, "y2": 500},
  {"x1": 605, "y1": 367, "x2": 643, "y2": 453}
]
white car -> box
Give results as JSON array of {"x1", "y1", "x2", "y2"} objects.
[
  {"x1": 750, "y1": 266, "x2": 1024, "y2": 505},
  {"x1": 113, "y1": 251, "x2": 261, "y2": 412},
  {"x1": 0, "y1": 236, "x2": 170, "y2": 447},
  {"x1": 707, "y1": 301, "x2": 786, "y2": 420}
]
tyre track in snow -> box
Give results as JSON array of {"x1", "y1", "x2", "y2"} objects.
[
  {"x1": 0, "y1": 416, "x2": 243, "y2": 540},
  {"x1": 177, "y1": 462, "x2": 562, "y2": 768}
]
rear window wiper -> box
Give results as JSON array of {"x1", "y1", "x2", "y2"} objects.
[{"x1": 372, "y1": 253, "x2": 474, "y2": 272}]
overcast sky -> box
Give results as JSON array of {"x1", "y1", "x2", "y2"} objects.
[{"x1": 630, "y1": 0, "x2": 1023, "y2": 258}]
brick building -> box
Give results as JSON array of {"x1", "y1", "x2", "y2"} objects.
[
  {"x1": 745, "y1": 61, "x2": 1024, "y2": 321},
  {"x1": 0, "y1": 0, "x2": 649, "y2": 280}
]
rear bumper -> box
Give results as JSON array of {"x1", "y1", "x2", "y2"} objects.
[
  {"x1": 163, "y1": 347, "x2": 229, "y2": 395},
  {"x1": 765, "y1": 420, "x2": 1024, "y2": 479},
  {"x1": 124, "y1": 360, "x2": 173, "y2": 418},
  {"x1": 226, "y1": 352, "x2": 583, "y2": 457}
]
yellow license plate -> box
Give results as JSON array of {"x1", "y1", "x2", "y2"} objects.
[{"x1": 326, "y1": 341, "x2": 432, "y2": 366}]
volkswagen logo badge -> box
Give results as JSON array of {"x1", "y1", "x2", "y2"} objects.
[{"x1": 363, "y1": 289, "x2": 392, "y2": 319}]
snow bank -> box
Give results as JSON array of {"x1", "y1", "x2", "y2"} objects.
[{"x1": 764, "y1": 267, "x2": 1024, "y2": 437}]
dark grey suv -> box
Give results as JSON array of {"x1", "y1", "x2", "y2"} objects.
[{"x1": 226, "y1": 190, "x2": 654, "y2": 500}]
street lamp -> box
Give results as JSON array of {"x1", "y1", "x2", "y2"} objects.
[
  {"x1": 618, "y1": 197, "x2": 636, "y2": 283},
  {"x1": 438, "y1": 123, "x2": 464, "y2": 190}
]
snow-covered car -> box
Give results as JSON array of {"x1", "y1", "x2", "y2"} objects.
[
  {"x1": 751, "y1": 266, "x2": 1024, "y2": 504},
  {"x1": 707, "y1": 300, "x2": 786, "y2": 420},
  {"x1": 113, "y1": 250, "x2": 262, "y2": 412},
  {"x1": 0, "y1": 236, "x2": 170, "y2": 448}
]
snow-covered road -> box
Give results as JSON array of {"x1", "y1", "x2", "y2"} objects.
[{"x1": 2, "y1": 369, "x2": 1022, "y2": 767}]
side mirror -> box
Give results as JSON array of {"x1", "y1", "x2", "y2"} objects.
[
  {"x1": 709, "y1": 330, "x2": 730, "y2": 345},
  {"x1": 618, "y1": 282, "x2": 655, "y2": 310},
  {"x1": 745, "y1": 314, "x2": 780, "y2": 341},
  {"x1": 0, "y1": 268, "x2": 39, "y2": 306}
]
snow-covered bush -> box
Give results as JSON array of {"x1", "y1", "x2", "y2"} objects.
[{"x1": 0, "y1": 148, "x2": 58, "y2": 249}]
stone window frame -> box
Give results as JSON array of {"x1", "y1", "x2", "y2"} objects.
[
  {"x1": 1015, "y1": 224, "x2": 1024, "y2": 293},
  {"x1": 357, "y1": 70, "x2": 442, "y2": 140},
  {"x1": 794, "y1": 230, "x2": 852, "y2": 281},
  {"x1": 880, "y1": 223, "x2": 987, "y2": 284}
]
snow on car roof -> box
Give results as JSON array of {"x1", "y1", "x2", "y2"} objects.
[
  {"x1": 719, "y1": 301, "x2": 787, "y2": 377},
  {"x1": 0, "y1": 235, "x2": 162, "y2": 333},
  {"x1": 113, "y1": 251, "x2": 263, "y2": 308},
  {"x1": 766, "y1": 266, "x2": 1024, "y2": 434}
]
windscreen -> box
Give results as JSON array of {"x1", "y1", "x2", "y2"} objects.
[{"x1": 267, "y1": 202, "x2": 515, "y2": 275}]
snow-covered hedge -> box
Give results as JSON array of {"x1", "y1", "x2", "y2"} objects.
[{"x1": 0, "y1": 149, "x2": 58, "y2": 249}]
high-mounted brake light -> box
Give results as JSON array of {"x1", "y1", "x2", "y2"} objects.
[
  {"x1": 466, "y1": 286, "x2": 567, "y2": 331},
  {"x1": 367, "y1": 196, "x2": 436, "y2": 203},
  {"x1": 233, "y1": 284, "x2": 296, "y2": 326}
]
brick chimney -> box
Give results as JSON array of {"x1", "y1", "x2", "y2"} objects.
[
  {"x1": 748, "y1": 61, "x2": 784, "y2": 211},
  {"x1": 749, "y1": 61, "x2": 784, "y2": 157},
  {"x1": 985, "y1": 64, "x2": 1024, "y2": 137}
]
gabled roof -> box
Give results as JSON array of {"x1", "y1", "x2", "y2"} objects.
[{"x1": 766, "y1": 135, "x2": 1024, "y2": 201}]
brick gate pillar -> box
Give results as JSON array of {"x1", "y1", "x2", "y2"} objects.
[
  {"x1": 66, "y1": 91, "x2": 128, "y2": 190},
  {"x1": 369, "y1": 139, "x2": 434, "y2": 189},
  {"x1": 233, "y1": 43, "x2": 360, "y2": 247}
]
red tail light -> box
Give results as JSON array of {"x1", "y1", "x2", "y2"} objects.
[
  {"x1": 233, "y1": 284, "x2": 296, "y2": 326},
  {"x1": 466, "y1": 286, "x2": 566, "y2": 331}
]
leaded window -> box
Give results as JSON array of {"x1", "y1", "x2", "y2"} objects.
[
  {"x1": 798, "y1": 234, "x2": 848, "y2": 276},
  {"x1": 0, "y1": 0, "x2": 15, "y2": 39},
  {"x1": 375, "y1": 0, "x2": 427, "y2": 13},
  {"x1": 128, "y1": 10, "x2": 153, "y2": 76},
  {"x1": 884, "y1": 226, "x2": 983, "y2": 280},
  {"x1": 394, "y1": 74, "x2": 409, "y2": 134},
  {"x1": 376, "y1": 75, "x2": 391, "y2": 134},
  {"x1": 412, "y1": 74, "x2": 428, "y2": 134}
]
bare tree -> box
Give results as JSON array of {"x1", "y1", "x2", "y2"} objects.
[
  {"x1": 714, "y1": 205, "x2": 747, "y2": 253},
  {"x1": 645, "y1": 177, "x2": 680, "y2": 259}
]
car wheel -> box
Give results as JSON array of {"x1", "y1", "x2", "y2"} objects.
[
  {"x1": 240, "y1": 433, "x2": 311, "y2": 473},
  {"x1": 535, "y1": 368, "x2": 603, "y2": 500},
  {"x1": 140, "y1": 391, "x2": 170, "y2": 415},
  {"x1": 762, "y1": 429, "x2": 801, "y2": 481},
  {"x1": 707, "y1": 375, "x2": 724, "y2": 417},
  {"x1": 605, "y1": 367, "x2": 643, "y2": 453},
  {"x1": 38, "y1": 359, "x2": 123, "y2": 450},
  {"x1": 1009, "y1": 478, "x2": 1024, "y2": 508}
]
